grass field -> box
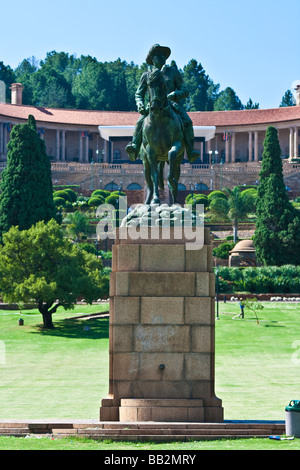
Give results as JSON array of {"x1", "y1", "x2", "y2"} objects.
[{"x1": 0, "y1": 300, "x2": 299, "y2": 450}]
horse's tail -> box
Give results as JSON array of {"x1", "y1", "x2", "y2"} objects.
[{"x1": 158, "y1": 161, "x2": 164, "y2": 190}]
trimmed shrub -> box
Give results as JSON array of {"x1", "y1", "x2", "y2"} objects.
[
  {"x1": 207, "y1": 190, "x2": 227, "y2": 203},
  {"x1": 63, "y1": 188, "x2": 77, "y2": 203},
  {"x1": 91, "y1": 189, "x2": 111, "y2": 199},
  {"x1": 53, "y1": 190, "x2": 72, "y2": 202},
  {"x1": 53, "y1": 197, "x2": 66, "y2": 208},
  {"x1": 215, "y1": 265, "x2": 300, "y2": 293},
  {"x1": 213, "y1": 242, "x2": 235, "y2": 260},
  {"x1": 88, "y1": 196, "x2": 105, "y2": 207},
  {"x1": 185, "y1": 193, "x2": 209, "y2": 210}
]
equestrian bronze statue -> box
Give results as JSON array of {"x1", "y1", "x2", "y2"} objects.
[{"x1": 126, "y1": 44, "x2": 199, "y2": 205}]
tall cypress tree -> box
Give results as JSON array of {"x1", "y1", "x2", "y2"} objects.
[
  {"x1": 253, "y1": 126, "x2": 300, "y2": 265},
  {"x1": 0, "y1": 115, "x2": 56, "y2": 237}
]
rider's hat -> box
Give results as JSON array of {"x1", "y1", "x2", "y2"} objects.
[{"x1": 146, "y1": 44, "x2": 171, "y2": 65}]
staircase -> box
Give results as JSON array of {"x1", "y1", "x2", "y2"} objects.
[{"x1": 0, "y1": 420, "x2": 285, "y2": 441}]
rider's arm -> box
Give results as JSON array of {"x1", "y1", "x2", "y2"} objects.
[
  {"x1": 135, "y1": 72, "x2": 148, "y2": 114},
  {"x1": 168, "y1": 70, "x2": 189, "y2": 102}
]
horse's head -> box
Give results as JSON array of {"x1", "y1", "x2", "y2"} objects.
[
  {"x1": 149, "y1": 98, "x2": 165, "y2": 117},
  {"x1": 148, "y1": 69, "x2": 168, "y2": 118}
]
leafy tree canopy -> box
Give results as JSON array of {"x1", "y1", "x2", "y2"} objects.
[
  {"x1": 279, "y1": 90, "x2": 296, "y2": 107},
  {"x1": 0, "y1": 115, "x2": 56, "y2": 237},
  {"x1": 253, "y1": 126, "x2": 300, "y2": 265},
  {"x1": 0, "y1": 220, "x2": 107, "y2": 328},
  {"x1": 10, "y1": 50, "x2": 259, "y2": 111}
]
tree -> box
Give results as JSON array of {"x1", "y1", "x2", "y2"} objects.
[
  {"x1": 66, "y1": 211, "x2": 93, "y2": 243},
  {"x1": 279, "y1": 90, "x2": 296, "y2": 107},
  {"x1": 0, "y1": 61, "x2": 16, "y2": 102},
  {"x1": 183, "y1": 59, "x2": 211, "y2": 111},
  {"x1": 31, "y1": 65, "x2": 75, "y2": 108},
  {"x1": 214, "y1": 87, "x2": 244, "y2": 111},
  {"x1": 244, "y1": 98, "x2": 259, "y2": 109},
  {"x1": 209, "y1": 187, "x2": 255, "y2": 241},
  {"x1": 0, "y1": 115, "x2": 56, "y2": 238},
  {"x1": 243, "y1": 298, "x2": 264, "y2": 324},
  {"x1": 225, "y1": 187, "x2": 257, "y2": 242},
  {"x1": 14, "y1": 57, "x2": 39, "y2": 104},
  {"x1": 72, "y1": 60, "x2": 113, "y2": 110},
  {"x1": 106, "y1": 59, "x2": 129, "y2": 111},
  {"x1": 253, "y1": 126, "x2": 300, "y2": 265},
  {"x1": 0, "y1": 220, "x2": 107, "y2": 328}
]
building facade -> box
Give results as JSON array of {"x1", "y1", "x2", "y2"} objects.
[{"x1": 1, "y1": 83, "x2": 300, "y2": 195}]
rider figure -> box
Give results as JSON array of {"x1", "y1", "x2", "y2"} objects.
[{"x1": 125, "y1": 44, "x2": 200, "y2": 163}]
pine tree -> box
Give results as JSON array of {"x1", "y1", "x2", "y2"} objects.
[
  {"x1": 253, "y1": 126, "x2": 300, "y2": 265},
  {"x1": 0, "y1": 115, "x2": 57, "y2": 237}
]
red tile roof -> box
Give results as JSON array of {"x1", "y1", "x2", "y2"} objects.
[{"x1": 1, "y1": 103, "x2": 300, "y2": 128}]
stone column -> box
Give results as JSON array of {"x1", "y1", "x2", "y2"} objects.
[
  {"x1": 0, "y1": 123, "x2": 3, "y2": 156},
  {"x1": 61, "y1": 130, "x2": 66, "y2": 161},
  {"x1": 254, "y1": 131, "x2": 259, "y2": 162},
  {"x1": 225, "y1": 139, "x2": 230, "y2": 163},
  {"x1": 100, "y1": 227, "x2": 223, "y2": 423},
  {"x1": 85, "y1": 132, "x2": 89, "y2": 162},
  {"x1": 207, "y1": 139, "x2": 211, "y2": 157},
  {"x1": 79, "y1": 131, "x2": 83, "y2": 162},
  {"x1": 56, "y1": 129, "x2": 60, "y2": 161},
  {"x1": 231, "y1": 132, "x2": 236, "y2": 162},
  {"x1": 248, "y1": 131, "x2": 253, "y2": 161},
  {"x1": 289, "y1": 128, "x2": 294, "y2": 159},
  {"x1": 294, "y1": 127, "x2": 298, "y2": 158}
]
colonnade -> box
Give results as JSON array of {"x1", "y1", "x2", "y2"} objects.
[{"x1": 0, "y1": 121, "x2": 299, "y2": 163}]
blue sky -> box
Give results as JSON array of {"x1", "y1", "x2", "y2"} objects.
[{"x1": 1, "y1": 0, "x2": 299, "y2": 109}]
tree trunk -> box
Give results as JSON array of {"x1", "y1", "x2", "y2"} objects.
[
  {"x1": 42, "y1": 311, "x2": 54, "y2": 329},
  {"x1": 38, "y1": 301, "x2": 55, "y2": 329},
  {"x1": 233, "y1": 220, "x2": 238, "y2": 243}
]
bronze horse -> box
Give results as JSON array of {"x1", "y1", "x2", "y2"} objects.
[{"x1": 140, "y1": 68, "x2": 185, "y2": 205}]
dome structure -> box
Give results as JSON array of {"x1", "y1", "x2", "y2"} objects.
[
  {"x1": 229, "y1": 239, "x2": 257, "y2": 266},
  {"x1": 229, "y1": 239, "x2": 256, "y2": 253}
]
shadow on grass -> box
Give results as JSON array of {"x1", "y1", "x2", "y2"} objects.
[{"x1": 31, "y1": 317, "x2": 109, "y2": 340}]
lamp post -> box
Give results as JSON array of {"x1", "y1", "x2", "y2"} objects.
[
  {"x1": 220, "y1": 159, "x2": 223, "y2": 190},
  {"x1": 90, "y1": 159, "x2": 94, "y2": 190},
  {"x1": 209, "y1": 150, "x2": 219, "y2": 164}
]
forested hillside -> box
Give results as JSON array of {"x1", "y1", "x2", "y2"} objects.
[{"x1": 0, "y1": 51, "x2": 293, "y2": 111}]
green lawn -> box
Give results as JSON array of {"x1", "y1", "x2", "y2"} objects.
[
  {"x1": 0, "y1": 303, "x2": 109, "y2": 420},
  {"x1": 215, "y1": 301, "x2": 300, "y2": 421},
  {"x1": 0, "y1": 435, "x2": 299, "y2": 451},
  {"x1": 0, "y1": 300, "x2": 299, "y2": 450}
]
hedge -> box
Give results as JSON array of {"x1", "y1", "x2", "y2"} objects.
[{"x1": 215, "y1": 265, "x2": 300, "y2": 294}]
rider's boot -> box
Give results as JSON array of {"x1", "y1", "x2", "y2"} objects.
[
  {"x1": 125, "y1": 119, "x2": 144, "y2": 161},
  {"x1": 184, "y1": 122, "x2": 200, "y2": 163},
  {"x1": 125, "y1": 142, "x2": 138, "y2": 161}
]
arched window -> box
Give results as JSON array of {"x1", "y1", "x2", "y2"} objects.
[
  {"x1": 127, "y1": 183, "x2": 142, "y2": 190},
  {"x1": 104, "y1": 182, "x2": 119, "y2": 191},
  {"x1": 195, "y1": 182, "x2": 209, "y2": 191}
]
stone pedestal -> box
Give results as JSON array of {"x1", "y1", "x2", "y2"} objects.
[{"x1": 100, "y1": 226, "x2": 223, "y2": 422}]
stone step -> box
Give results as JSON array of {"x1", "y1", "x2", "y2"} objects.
[
  {"x1": 0, "y1": 427, "x2": 30, "y2": 436},
  {"x1": 52, "y1": 432, "x2": 273, "y2": 442},
  {"x1": 0, "y1": 421, "x2": 286, "y2": 441}
]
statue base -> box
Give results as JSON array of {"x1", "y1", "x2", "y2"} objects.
[{"x1": 100, "y1": 225, "x2": 223, "y2": 422}]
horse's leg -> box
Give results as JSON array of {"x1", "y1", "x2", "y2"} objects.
[
  {"x1": 168, "y1": 142, "x2": 181, "y2": 204},
  {"x1": 143, "y1": 154, "x2": 153, "y2": 205},
  {"x1": 147, "y1": 146, "x2": 160, "y2": 205},
  {"x1": 158, "y1": 161, "x2": 164, "y2": 190}
]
